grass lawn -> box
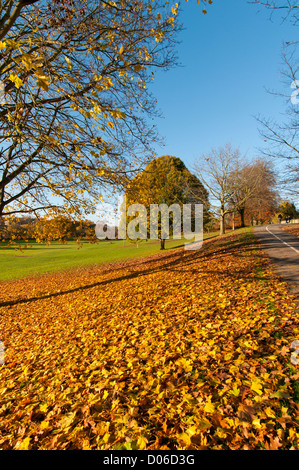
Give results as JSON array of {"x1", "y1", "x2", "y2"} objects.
[{"x1": 0, "y1": 229, "x2": 240, "y2": 281}]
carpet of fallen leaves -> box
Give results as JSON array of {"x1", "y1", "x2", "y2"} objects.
[
  {"x1": 0, "y1": 231, "x2": 299, "y2": 450},
  {"x1": 281, "y1": 224, "x2": 299, "y2": 238}
]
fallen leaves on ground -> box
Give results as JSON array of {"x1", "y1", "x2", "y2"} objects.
[{"x1": 0, "y1": 231, "x2": 298, "y2": 450}]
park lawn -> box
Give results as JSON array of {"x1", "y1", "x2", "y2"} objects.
[
  {"x1": 0, "y1": 227, "x2": 298, "y2": 450},
  {"x1": 0, "y1": 230, "x2": 234, "y2": 281}
]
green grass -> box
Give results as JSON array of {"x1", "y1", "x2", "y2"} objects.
[{"x1": 0, "y1": 228, "x2": 239, "y2": 281}]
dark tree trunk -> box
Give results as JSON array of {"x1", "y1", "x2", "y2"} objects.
[
  {"x1": 239, "y1": 207, "x2": 245, "y2": 227},
  {"x1": 160, "y1": 238, "x2": 165, "y2": 250}
]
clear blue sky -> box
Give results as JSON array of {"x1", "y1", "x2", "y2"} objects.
[{"x1": 150, "y1": 0, "x2": 297, "y2": 173}]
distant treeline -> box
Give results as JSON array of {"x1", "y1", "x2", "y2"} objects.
[{"x1": 0, "y1": 216, "x2": 99, "y2": 243}]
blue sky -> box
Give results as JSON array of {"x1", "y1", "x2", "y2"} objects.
[
  {"x1": 97, "y1": 0, "x2": 298, "y2": 223},
  {"x1": 150, "y1": 0, "x2": 297, "y2": 172}
]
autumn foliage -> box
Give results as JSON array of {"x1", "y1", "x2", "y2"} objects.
[
  {"x1": 0, "y1": 0, "x2": 212, "y2": 222},
  {"x1": 0, "y1": 230, "x2": 298, "y2": 450}
]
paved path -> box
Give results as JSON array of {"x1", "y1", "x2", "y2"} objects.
[{"x1": 254, "y1": 224, "x2": 299, "y2": 298}]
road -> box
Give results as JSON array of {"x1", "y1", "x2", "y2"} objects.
[{"x1": 254, "y1": 224, "x2": 299, "y2": 298}]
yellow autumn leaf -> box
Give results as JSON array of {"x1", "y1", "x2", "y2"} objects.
[
  {"x1": 229, "y1": 387, "x2": 240, "y2": 397},
  {"x1": 252, "y1": 418, "x2": 262, "y2": 428},
  {"x1": 178, "y1": 432, "x2": 191, "y2": 446},
  {"x1": 264, "y1": 407, "x2": 276, "y2": 418},
  {"x1": 36, "y1": 78, "x2": 49, "y2": 92},
  {"x1": 16, "y1": 437, "x2": 30, "y2": 450},
  {"x1": 204, "y1": 402, "x2": 215, "y2": 413},
  {"x1": 40, "y1": 421, "x2": 49, "y2": 430},
  {"x1": 34, "y1": 70, "x2": 50, "y2": 91},
  {"x1": 22, "y1": 55, "x2": 33, "y2": 71},
  {"x1": 137, "y1": 435, "x2": 148, "y2": 449},
  {"x1": 215, "y1": 428, "x2": 227, "y2": 439},
  {"x1": 251, "y1": 381, "x2": 263, "y2": 395},
  {"x1": 59, "y1": 411, "x2": 77, "y2": 429},
  {"x1": 9, "y1": 73, "x2": 23, "y2": 89}
]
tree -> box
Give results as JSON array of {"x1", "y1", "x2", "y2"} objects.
[
  {"x1": 251, "y1": 0, "x2": 299, "y2": 195},
  {"x1": 243, "y1": 186, "x2": 279, "y2": 225},
  {"x1": 277, "y1": 200, "x2": 299, "y2": 219},
  {"x1": 123, "y1": 155, "x2": 209, "y2": 249},
  {"x1": 250, "y1": 1, "x2": 299, "y2": 24},
  {"x1": 0, "y1": 0, "x2": 211, "y2": 227},
  {"x1": 194, "y1": 143, "x2": 250, "y2": 235},
  {"x1": 0, "y1": 215, "x2": 34, "y2": 241},
  {"x1": 1, "y1": 213, "x2": 97, "y2": 243},
  {"x1": 255, "y1": 43, "x2": 299, "y2": 196},
  {"x1": 32, "y1": 215, "x2": 76, "y2": 244},
  {"x1": 229, "y1": 158, "x2": 278, "y2": 227}
]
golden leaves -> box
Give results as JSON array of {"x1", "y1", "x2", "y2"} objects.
[
  {"x1": 0, "y1": 231, "x2": 298, "y2": 449},
  {"x1": 15, "y1": 437, "x2": 30, "y2": 450},
  {"x1": 250, "y1": 380, "x2": 263, "y2": 396},
  {"x1": 34, "y1": 71, "x2": 50, "y2": 92},
  {"x1": 21, "y1": 54, "x2": 33, "y2": 71},
  {"x1": 204, "y1": 401, "x2": 215, "y2": 414},
  {"x1": 8, "y1": 73, "x2": 23, "y2": 89},
  {"x1": 155, "y1": 32, "x2": 164, "y2": 42}
]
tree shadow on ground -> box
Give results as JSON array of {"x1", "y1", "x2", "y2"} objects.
[{"x1": 0, "y1": 234, "x2": 262, "y2": 308}]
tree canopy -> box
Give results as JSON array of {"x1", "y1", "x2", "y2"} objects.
[
  {"x1": 0, "y1": 0, "x2": 212, "y2": 223},
  {"x1": 122, "y1": 155, "x2": 209, "y2": 249},
  {"x1": 277, "y1": 200, "x2": 299, "y2": 219},
  {"x1": 194, "y1": 144, "x2": 247, "y2": 235},
  {"x1": 229, "y1": 159, "x2": 278, "y2": 227}
]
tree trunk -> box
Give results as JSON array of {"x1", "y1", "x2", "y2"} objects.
[
  {"x1": 239, "y1": 207, "x2": 245, "y2": 227},
  {"x1": 220, "y1": 210, "x2": 225, "y2": 235},
  {"x1": 160, "y1": 238, "x2": 165, "y2": 250}
]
